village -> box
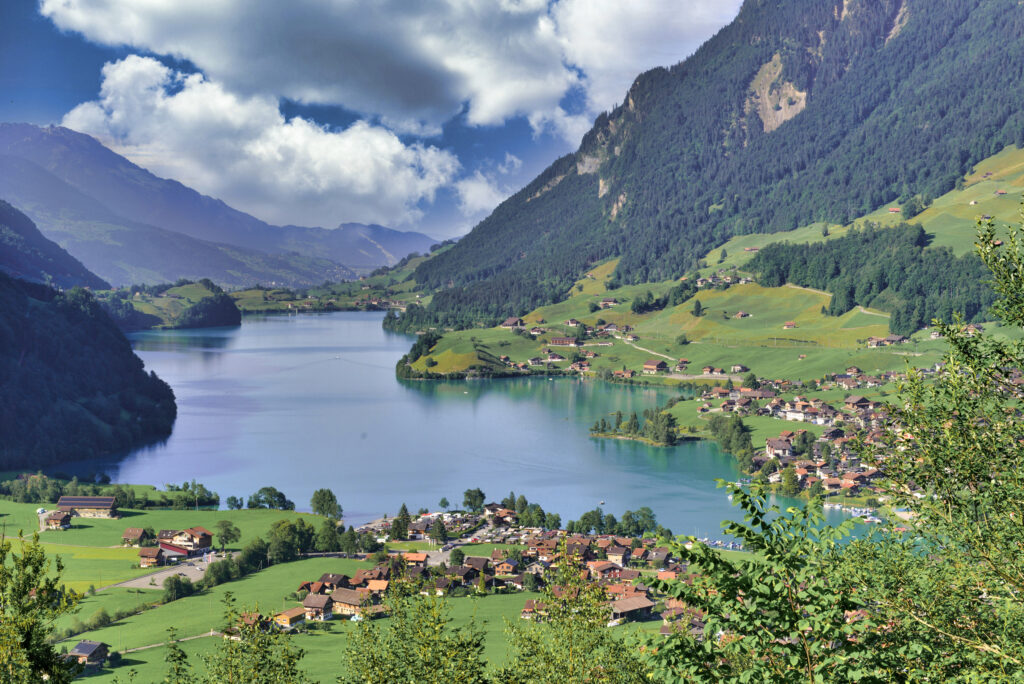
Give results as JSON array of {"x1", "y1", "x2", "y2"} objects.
[{"x1": 39, "y1": 494, "x2": 711, "y2": 673}]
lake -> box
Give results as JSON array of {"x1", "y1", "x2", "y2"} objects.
[{"x1": 99, "y1": 312, "x2": 843, "y2": 536}]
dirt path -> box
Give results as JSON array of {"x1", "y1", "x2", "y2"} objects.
[
  {"x1": 666, "y1": 373, "x2": 743, "y2": 382},
  {"x1": 622, "y1": 340, "x2": 675, "y2": 361},
  {"x1": 785, "y1": 283, "x2": 831, "y2": 297},
  {"x1": 123, "y1": 630, "x2": 221, "y2": 654},
  {"x1": 857, "y1": 306, "x2": 891, "y2": 318}
]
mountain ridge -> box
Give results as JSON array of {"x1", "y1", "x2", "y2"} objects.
[
  {"x1": 0, "y1": 123, "x2": 438, "y2": 282},
  {"x1": 0, "y1": 197, "x2": 109, "y2": 290},
  {"x1": 406, "y1": 0, "x2": 1024, "y2": 327}
]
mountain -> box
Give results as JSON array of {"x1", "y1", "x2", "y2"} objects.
[
  {"x1": 0, "y1": 198, "x2": 109, "y2": 290},
  {"x1": 0, "y1": 152, "x2": 354, "y2": 287},
  {"x1": 0, "y1": 272, "x2": 177, "y2": 468},
  {"x1": 277, "y1": 222, "x2": 438, "y2": 273},
  {"x1": 405, "y1": 0, "x2": 1024, "y2": 328},
  {"x1": 0, "y1": 123, "x2": 436, "y2": 278}
]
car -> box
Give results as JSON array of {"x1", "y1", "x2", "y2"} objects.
[{"x1": 36, "y1": 508, "x2": 47, "y2": 515}]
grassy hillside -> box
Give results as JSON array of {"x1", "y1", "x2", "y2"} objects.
[{"x1": 99, "y1": 279, "x2": 241, "y2": 330}]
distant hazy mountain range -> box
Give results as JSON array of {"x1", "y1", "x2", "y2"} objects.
[{"x1": 0, "y1": 123, "x2": 438, "y2": 287}]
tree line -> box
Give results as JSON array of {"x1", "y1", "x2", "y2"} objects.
[{"x1": 747, "y1": 222, "x2": 995, "y2": 335}]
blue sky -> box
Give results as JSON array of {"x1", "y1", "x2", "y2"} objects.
[{"x1": 0, "y1": 0, "x2": 741, "y2": 239}]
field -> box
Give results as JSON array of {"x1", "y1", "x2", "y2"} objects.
[
  {"x1": 114, "y1": 281, "x2": 222, "y2": 327},
  {"x1": 411, "y1": 278, "x2": 947, "y2": 381}
]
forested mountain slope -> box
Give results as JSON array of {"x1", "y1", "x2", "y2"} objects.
[
  {"x1": 0, "y1": 273, "x2": 177, "y2": 468},
  {"x1": 0, "y1": 198, "x2": 108, "y2": 290},
  {"x1": 410, "y1": 0, "x2": 1024, "y2": 327}
]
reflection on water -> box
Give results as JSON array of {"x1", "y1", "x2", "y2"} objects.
[{"x1": 76, "y1": 312, "x2": 850, "y2": 536}]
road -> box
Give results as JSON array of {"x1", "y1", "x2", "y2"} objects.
[{"x1": 107, "y1": 554, "x2": 222, "y2": 591}]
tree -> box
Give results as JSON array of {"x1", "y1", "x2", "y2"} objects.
[
  {"x1": 462, "y1": 488, "x2": 485, "y2": 513},
  {"x1": 429, "y1": 518, "x2": 448, "y2": 544},
  {"x1": 198, "y1": 593, "x2": 310, "y2": 683},
  {"x1": 0, "y1": 533, "x2": 79, "y2": 683},
  {"x1": 162, "y1": 627, "x2": 195, "y2": 684},
  {"x1": 310, "y1": 488, "x2": 342, "y2": 520},
  {"x1": 675, "y1": 333, "x2": 689, "y2": 345},
  {"x1": 495, "y1": 542, "x2": 648, "y2": 683},
  {"x1": 162, "y1": 574, "x2": 195, "y2": 602},
  {"x1": 741, "y1": 372, "x2": 759, "y2": 389},
  {"x1": 215, "y1": 519, "x2": 241, "y2": 552},
  {"x1": 780, "y1": 467, "x2": 800, "y2": 497},
  {"x1": 340, "y1": 584, "x2": 488, "y2": 684},
  {"x1": 449, "y1": 548, "x2": 465, "y2": 566},
  {"x1": 646, "y1": 486, "x2": 885, "y2": 681},
  {"x1": 439, "y1": 497, "x2": 450, "y2": 511},
  {"x1": 692, "y1": 299, "x2": 703, "y2": 317},
  {"x1": 225, "y1": 496, "x2": 243, "y2": 510},
  {"x1": 246, "y1": 487, "x2": 294, "y2": 510},
  {"x1": 314, "y1": 519, "x2": 341, "y2": 552},
  {"x1": 390, "y1": 503, "x2": 411, "y2": 541},
  {"x1": 838, "y1": 220, "x2": 1024, "y2": 677},
  {"x1": 514, "y1": 494, "x2": 528, "y2": 514},
  {"x1": 544, "y1": 512, "x2": 561, "y2": 530}
]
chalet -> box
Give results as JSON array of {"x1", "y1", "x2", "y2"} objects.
[
  {"x1": 528, "y1": 357, "x2": 545, "y2": 366},
  {"x1": 274, "y1": 606, "x2": 306, "y2": 630},
  {"x1": 613, "y1": 369, "x2": 636, "y2": 379},
  {"x1": 743, "y1": 246, "x2": 760, "y2": 252},
  {"x1": 66, "y1": 640, "x2": 109, "y2": 667},
  {"x1": 171, "y1": 527, "x2": 213, "y2": 554},
  {"x1": 730, "y1": 364, "x2": 749, "y2": 373},
  {"x1": 45, "y1": 511, "x2": 71, "y2": 530},
  {"x1": 765, "y1": 438, "x2": 793, "y2": 461},
  {"x1": 844, "y1": 395, "x2": 871, "y2": 411},
  {"x1": 302, "y1": 593, "x2": 334, "y2": 621},
  {"x1": 464, "y1": 556, "x2": 491, "y2": 573},
  {"x1": 782, "y1": 321, "x2": 797, "y2": 329},
  {"x1": 600, "y1": 298, "x2": 618, "y2": 308},
  {"x1": 549, "y1": 337, "x2": 579, "y2": 347},
  {"x1": 122, "y1": 527, "x2": 149, "y2": 545},
  {"x1": 547, "y1": 352, "x2": 565, "y2": 362},
  {"x1": 588, "y1": 561, "x2": 622, "y2": 580},
  {"x1": 326, "y1": 588, "x2": 362, "y2": 616},
  {"x1": 56, "y1": 496, "x2": 117, "y2": 518},
  {"x1": 139, "y1": 547, "x2": 163, "y2": 568},
  {"x1": 603, "y1": 322, "x2": 619, "y2": 331},
  {"x1": 888, "y1": 207, "x2": 901, "y2": 213},
  {"x1": 318, "y1": 573, "x2": 349, "y2": 589},
  {"x1": 521, "y1": 598, "x2": 546, "y2": 619},
  {"x1": 366, "y1": 579, "x2": 389, "y2": 595},
  {"x1": 496, "y1": 558, "x2": 519, "y2": 575},
  {"x1": 701, "y1": 366, "x2": 715, "y2": 375},
  {"x1": 642, "y1": 359, "x2": 668, "y2": 374},
  {"x1": 606, "y1": 546, "x2": 630, "y2": 566},
  {"x1": 885, "y1": 334, "x2": 907, "y2": 345},
  {"x1": 609, "y1": 596, "x2": 655, "y2": 622},
  {"x1": 430, "y1": 577, "x2": 453, "y2": 596},
  {"x1": 404, "y1": 552, "x2": 428, "y2": 567},
  {"x1": 449, "y1": 565, "x2": 480, "y2": 585},
  {"x1": 158, "y1": 542, "x2": 189, "y2": 563},
  {"x1": 564, "y1": 319, "x2": 581, "y2": 326},
  {"x1": 500, "y1": 317, "x2": 524, "y2": 328},
  {"x1": 733, "y1": 311, "x2": 750, "y2": 319}
]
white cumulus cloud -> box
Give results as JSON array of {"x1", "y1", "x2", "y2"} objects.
[
  {"x1": 63, "y1": 56, "x2": 460, "y2": 228},
  {"x1": 42, "y1": 0, "x2": 741, "y2": 143}
]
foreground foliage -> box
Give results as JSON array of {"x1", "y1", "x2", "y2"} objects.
[{"x1": 0, "y1": 533, "x2": 79, "y2": 683}]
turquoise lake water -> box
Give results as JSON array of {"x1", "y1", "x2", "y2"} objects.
[{"x1": 107, "y1": 311, "x2": 843, "y2": 536}]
